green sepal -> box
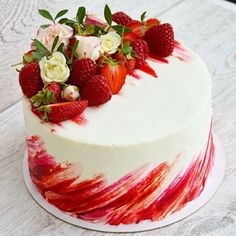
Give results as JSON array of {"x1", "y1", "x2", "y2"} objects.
[{"x1": 121, "y1": 41, "x2": 132, "y2": 55}]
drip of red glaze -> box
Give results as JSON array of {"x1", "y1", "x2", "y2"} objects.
[
  {"x1": 128, "y1": 70, "x2": 141, "y2": 80},
  {"x1": 173, "y1": 40, "x2": 192, "y2": 62},
  {"x1": 148, "y1": 53, "x2": 169, "y2": 64},
  {"x1": 51, "y1": 128, "x2": 56, "y2": 133},
  {"x1": 137, "y1": 62, "x2": 158, "y2": 78},
  {"x1": 71, "y1": 114, "x2": 88, "y2": 126}
]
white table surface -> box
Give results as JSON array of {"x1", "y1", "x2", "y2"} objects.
[{"x1": 0, "y1": 0, "x2": 236, "y2": 235}]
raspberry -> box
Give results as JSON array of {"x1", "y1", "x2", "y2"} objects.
[
  {"x1": 112, "y1": 11, "x2": 132, "y2": 26},
  {"x1": 81, "y1": 75, "x2": 112, "y2": 106},
  {"x1": 145, "y1": 23, "x2": 174, "y2": 57},
  {"x1": 131, "y1": 39, "x2": 149, "y2": 68},
  {"x1": 70, "y1": 58, "x2": 99, "y2": 89}
]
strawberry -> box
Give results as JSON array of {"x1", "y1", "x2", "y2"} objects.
[
  {"x1": 126, "y1": 20, "x2": 145, "y2": 38},
  {"x1": 114, "y1": 52, "x2": 136, "y2": 72},
  {"x1": 112, "y1": 11, "x2": 132, "y2": 26},
  {"x1": 39, "y1": 100, "x2": 88, "y2": 123},
  {"x1": 145, "y1": 23, "x2": 174, "y2": 57},
  {"x1": 146, "y1": 18, "x2": 160, "y2": 28},
  {"x1": 81, "y1": 75, "x2": 112, "y2": 106},
  {"x1": 123, "y1": 32, "x2": 140, "y2": 43},
  {"x1": 31, "y1": 82, "x2": 62, "y2": 107},
  {"x1": 131, "y1": 39, "x2": 149, "y2": 68},
  {"x1": 19, "y1": 63, "x2": 43, "y2": 98},
  {"x1": 70, "y1": 58, "x2": 99, "y2": 89},
  {"x1": 100, "y1": 63, "x2": 127, "y2": 94}
]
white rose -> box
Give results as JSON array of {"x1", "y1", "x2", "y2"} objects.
[
  {"x1": 39, "y1": 52, "x2": 70, "y2": 83},
  {"x1": 37, "y1": 23, "x2": 73, "y2": 51},
  {"x1": 75, "y1": 36, "x2": 102, "y2": 61},
  {"x1": 100, "y1": 32, "x2": 121, "y2": 54}
]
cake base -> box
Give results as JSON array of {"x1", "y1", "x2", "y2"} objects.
[{"x1": 23, "y1": 135, "x2": 225, "y2": 233}]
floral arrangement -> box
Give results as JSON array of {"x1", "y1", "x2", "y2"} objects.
[{"x1": 16, "y1": 5, "x2": 174, "y2": 123}]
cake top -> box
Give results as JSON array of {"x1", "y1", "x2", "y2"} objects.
[{"x1": 16, "y1": 5, "x2": 176, "y2": 123}]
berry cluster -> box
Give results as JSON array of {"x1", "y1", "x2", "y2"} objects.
[{"x1": 17, "y1": 5, "x2": 174, "y2": 123}]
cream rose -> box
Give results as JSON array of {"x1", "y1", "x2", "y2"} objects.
[
  {"x1": 75, "y1": 36, "x2": 102, "y2": 61},
  {"x1": 100, "y1": 32, "x2": 121, "y2": 54},
  {"x1": 36, "y1": 23, "x2": 73, "y2": 51},
  {"x1": 39, "y1": 52, "x2": 70, "y2": 83}
]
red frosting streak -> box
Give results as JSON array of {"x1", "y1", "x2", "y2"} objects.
[{"x1": 27, "y1": 127, "x2": 214, "y2": 225}]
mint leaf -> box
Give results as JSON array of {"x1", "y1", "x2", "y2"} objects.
[
  {"x1": 57, "y1": 42, "x2": 64, "y2": 53},
  {"x1": 71, "y1": 40, "x2": 79, "y2": 54},
  {"x1": 38, "y1": 9, "x2": 54, "y2": 21},
  {"x1": 58, "y1": 18, "x2": 68, "y2": 24},
  {"x1": 32, "y1": 52, "x2": 45, "y2": 60},
  {"x1": 40, "y1": 24, "x2": 49, "y2": 29},
  {"x1": 122, "y1": 42, "x2": 132, "y2": 54},
  {"x1": 51, "y1": 36, "x2": 59, "y2": 53},
  {"x1": 141, "y1": 11, "x2": 147, "y2": 22},
  {"x1": 104, "y1": 4, "x2": 112, "y2": 25},
  {"x1": 55, "y1": 9, "x2": 68, "y2": 20},
  {"x1": 33, "y1": 39, "x2": 50, "y2": 54},
  {"x1": 76, "y1": 6, "x2": 86, "y2": 24},
  {"x1": 112, "y1": 25, "x2": 131, "y2": 33}
]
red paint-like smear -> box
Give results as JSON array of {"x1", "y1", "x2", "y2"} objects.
[
  {"x1": 148, "y1": 53, "x2": 169, "y2": 64},
  {"x1": 27, "y1": 128, "x2": 214, "y2": 225},
  {"x1": 71, "y1": 114, "x2": 88, "y2": 126},
  {"x1": 173, "y1": 40, "x2": 192, "y2": 62},
  {"x1": 128, "y1": 70, "x2": 141, "y2": 80},
  {"x1": 137, "y1": 62, "x2": 158, "y2": 78}
]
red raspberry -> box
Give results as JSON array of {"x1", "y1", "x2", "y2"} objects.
[
  {"x1": 145, "y1": 23, "x2": 174, "y2": 57},
  {"x1": 19, "y1": 63, "x2": 43, "y2": 98},
  {"x1": 112, "y1": 11, "x2": 132, "y2": 26},
  {"x1": 81, "y1": 75, "x2": 112, "y2": 106},
  {"x1": 70, "y1": 58, "x2": 99, "y2": 89},
  {"x1": 131, "y1": 39, "x2": 149, "y2": 68}
]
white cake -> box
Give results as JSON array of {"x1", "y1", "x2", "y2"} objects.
[{"x1": 23, "y1": 43, "x2": 214, "y2": 225}]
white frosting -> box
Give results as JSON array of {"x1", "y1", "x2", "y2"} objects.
[{"x1": 23, "y1": 44, "x2": 212, "y2": 184}]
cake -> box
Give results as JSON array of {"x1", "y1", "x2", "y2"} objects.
[{"x1": 18, "y1": 5, "x2": 214, "y2": 226}]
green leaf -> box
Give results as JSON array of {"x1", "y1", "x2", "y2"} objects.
[
  {"x1": 51, "y1": 36, "x2": 59, "y2": 53},
  {"x1": 38, "y1": 9, "x2": 54, "y2": 21},
  {"x1": 58, "y1": 18, "x2": 68, "y2": 24},
  {"x1": 32, "y1": 52, "x2": 45, "y2": 60},
  {"x1": 104, "y1": 4, "x2": 112, "y2": 25},
  {"x1": 122, "y1": 42, "x2": 132, "y2": 54},
  {"x1": 40, "y1": 24, "x2": 49, "y2": 29},
  {"x1": 71, "y1": 40, "x2": 79, "y2": 54},
  {"x1": 66, "y1": 19, "x2": 76, "y2": 24},
  {"x1": 57, "y1": 42, "x2": 65, "y2": 53},
  {"x1": 83, "y1": 25, "x2": 95, "y2": 35},
  {"x1": 112, "y1": 25, "x2": 131, "y2": 33},
  {"x1": 55, "y1": 9, "x2": 68, "y2": 20},
  {"x1": 76, "y1": 6, "x2": 86, "y2": 24},
  {"x1": 33, "y1": 39, "x2": 50, "y2": 54},
  {"x1": 140, "y1": 11, "x2": 147, "y2": 22}
]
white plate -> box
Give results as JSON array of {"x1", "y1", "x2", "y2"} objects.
[{"x1": 23, "y1": 135, "x2": 225, "y2": 233}]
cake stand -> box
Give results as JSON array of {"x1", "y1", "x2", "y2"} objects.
[{"x1": 23, "y1": 135, "x2": 225, "y2": 233}]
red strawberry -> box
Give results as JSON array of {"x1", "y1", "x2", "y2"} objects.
[
  {"x1": 39, "y1": 100, "x2": 88, "y2": 123},
  {"x1": 126, "y1": 20, "x2": 145, "y2": 38},
  {"x1": 31, "y1": 82, "x2": 62, "y2": 107},
  {"x1": 145, "y1": 23, "x2": 174, "y2": 57},
  {"x1": 45, "y1": 82, "x2": 62, "y2": 102},
  {"x1": 81, "y1": 75, "x2": 112, "y2": 106},
  {"x1": 123, "y1": 32, "x2": 140, "y2": 43},
  {"x1": 146, "y1": 18, "x2": 160, "y2": 28},
  {"x1": 70, "y1": 58, "x2": 99, "y2": 89},
  {"x1": 19, "y1": 63, "x2": 43, "y2": 98},
  {"x1": 100, "y1": 63, "x2": 127, "y2": 94},
  {"x1": 114, "y1": 52, "x2": 136, "y2": 72},
  {"x1": 112, "y1": 11, "x2": 132, "y2": 26},
  {"x1": 131, "y1": 39, "x2": 149, "y2": 68}
]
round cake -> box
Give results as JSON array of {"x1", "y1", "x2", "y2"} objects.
[{"x1": 19, "y1": 5, "x2": 214, "y2": 226}]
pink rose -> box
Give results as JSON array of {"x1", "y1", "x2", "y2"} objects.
[
  {"x1": 36, "y1": 23, "x2": 73, "y2": 51},
  {"x1": 75, "y1": 36, "x2": 102, "y2": 61}
]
